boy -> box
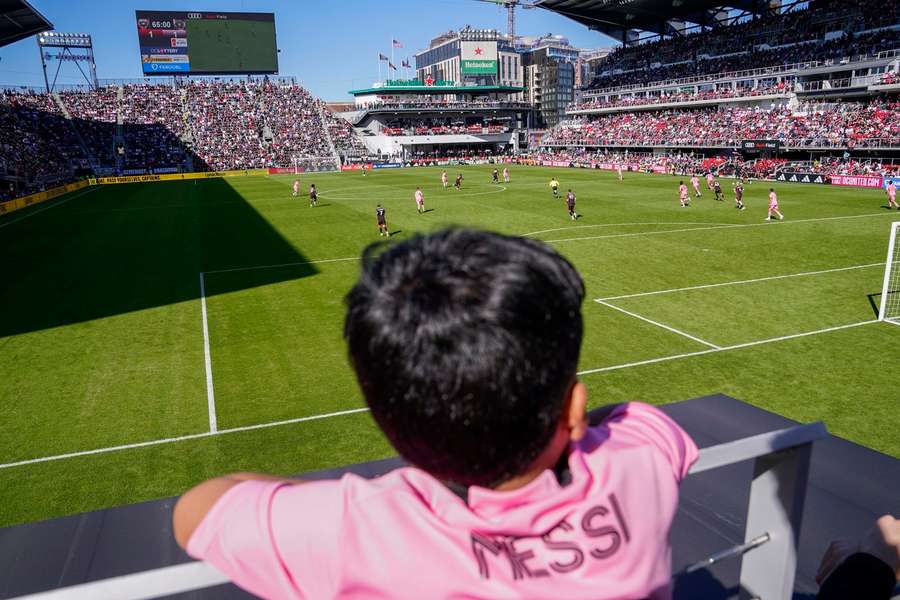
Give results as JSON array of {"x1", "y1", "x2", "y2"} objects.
[
  {"x1": 291, "y1": 179, "x2": 299, "y2": 198},
  {"x1": 679, "y1": 180, "x2": 690, "y2": 207},
  {"x1": 734, "y1": 180, "x2": 745, "y2": 210},
  {"x1": 886, "y1": 180, "x2": 898, "y2": 210},
  {"x1": 376, "y1": 204, "x2": 388, "y2": 237},
  {"x1": 550, "y1": 177, "x2": 560, "y2": 198},
  {"x1": 690, "y1": 175, "x2": 702, "y2": 198},
  {"x1": 442, "y1": 170, "x2": 449, "y2": 190},
  {"x1": 502, "y1": 167, "x2": 510, "y2": 183},
  {"x1": 766, "y1": 187, "x2": 784, "y2": 221},
  {"x1": 415, "y1": 187, "x2": 425, "y2": 214},
  {"x1": 174, "y1": 228, "x2": 698, "y2": 599},
  {"x1": 566, "y1": 189, "x2": 578, "y2": 221},
  {"x1": 308, "y1": 184, "x2": 318, "y2": 207}
]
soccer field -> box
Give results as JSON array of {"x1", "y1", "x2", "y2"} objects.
[{"x1": 1, "y1": 166, "x2": 898, "y2": 528}]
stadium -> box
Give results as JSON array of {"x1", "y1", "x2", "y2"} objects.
[{"x1": 0, "y1": 0, "x2": 898, "y2": 598}]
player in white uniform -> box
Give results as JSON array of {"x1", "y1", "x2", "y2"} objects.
[
  {"x1": 441, "y1": 171, "x2": 449, "y2": 190},
  {"x1": 502, "y1": 167, "x2": 510, "y2": 183},
  {"x1": 617, "y1": 165, "x2": 624, "y2": 181},
  {"x1": 292, "y1": 179, "x2": 300, "y2": 197}
]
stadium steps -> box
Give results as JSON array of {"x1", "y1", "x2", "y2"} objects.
[
  {"x1": 52, "y1": 92, "x2": 102, "y2": 173},
  {"x1": 0, "y1": 395, "x2": 897, "y2": 599},
  {"x1": 315, "y1": 101, "x2": 342, "y2": 169}
]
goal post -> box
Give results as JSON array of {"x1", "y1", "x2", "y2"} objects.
[{"x1": 878, "y1": 221, "x2": 900, "y2": 323}]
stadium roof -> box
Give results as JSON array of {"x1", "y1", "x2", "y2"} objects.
[
  {"x1": 349, "y1": 84, "x2": 525, "y2": 96},
  {"x1": 538, "y1": 0, "x2": 776, "y2": 43},
  {"x1": 0, "y1": 0, "x2": 52, "y2": 47}
]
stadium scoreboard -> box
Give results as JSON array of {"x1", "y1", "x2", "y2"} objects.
[{"x1": 136, "y1": 11, "x2": 278, "y2": 75}]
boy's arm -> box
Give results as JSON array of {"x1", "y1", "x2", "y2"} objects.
[{"x1": 173, "y1": 473, "x2": 301, "y2": 549}]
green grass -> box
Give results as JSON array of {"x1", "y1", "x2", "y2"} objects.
[{"x1": 0, "y1": 166, "x2": 898, "y2": 528}]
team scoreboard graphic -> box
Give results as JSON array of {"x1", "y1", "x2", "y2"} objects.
[
  {"x1": 460, "y1": 41, "x2": 498, "y2": 75},
  {"x1": 135, "y1": 11, "x2": 278, "y2": 75}
]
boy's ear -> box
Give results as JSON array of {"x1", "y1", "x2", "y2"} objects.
[{"x1": 566, "y1": 381, "x2": 588, "y2": 441}]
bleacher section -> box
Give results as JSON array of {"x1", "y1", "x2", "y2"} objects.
[{"x1": 0, "y1": 80, "x2": 361, "y2": 201}]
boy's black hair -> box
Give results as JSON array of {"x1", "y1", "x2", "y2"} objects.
[{"x1": 344, "y1": 228, "x2": 585, "y2": 488}]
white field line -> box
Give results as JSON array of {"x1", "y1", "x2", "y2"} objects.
[
  {"x1": 883, "y1": 318, "x2": 900, "y2": 328},
  {"x1": 0, "y1": 188, "x2": 95, "y2": 229},
  {"x1": 0, "y1": 319, "x2": 887, "y2": 470},
  {"x1": 543, "y1": 211, "x2": 898, "y2": 244},
  {"x1": 318, "y1": 185, "x2": 507, "y2": 201},
  {"x1": 577, "y1": 319, "x2": 880, "y2": 376},
  {"x1": 599, "y1": 262, "x2": 885, "y2": 302},
  {"x1": 0, "y1": 408, "x2": 372, "y2": 470},
  {"x1": 199, "y1": 273, "x2": 217, "y2": 433},
  {"x1": 205, "y1": 256, "x2": 360, "y2": 275},
  {"x1": 596, "y1": 300, "x2": 721, "y2": 349},
  {"x1": 522, "y1": 222, "x2": 734, "y2": 237}
]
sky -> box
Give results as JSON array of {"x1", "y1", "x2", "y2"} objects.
[{"x1": 0, "y1": 0, "x2": 618, "y2": 100}]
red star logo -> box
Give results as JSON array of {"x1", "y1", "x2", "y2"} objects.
[
  {"x1": 474, "y1": 47, "x2": 484, "y2": 55},
  {"x1": 424, "y1": 76, "x2": 434, "y2": 86}
]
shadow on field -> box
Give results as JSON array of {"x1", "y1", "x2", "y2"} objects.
[
  {"x1": 0, "y1": 178, "x2": 320, "y2": 337},
  {"x1": 867, "y1": 292, "x2": 882, "y2": 318}
]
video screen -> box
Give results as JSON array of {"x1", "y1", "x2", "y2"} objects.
[{"x1": 136, "y1": 10, "x2": 278, "y2": 75}]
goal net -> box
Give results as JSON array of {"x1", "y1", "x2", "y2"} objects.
[
  {"x1": 289, "y1": 156, "x2": 340, "y2": 173},
  {"x1": 879, "y1": 221, "x2": 900, "y2": 323}
]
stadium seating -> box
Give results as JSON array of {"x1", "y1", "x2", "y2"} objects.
[
  {"x1": 542, "y1": 100, "x2": 900, "y2": 149},
  {"x1": 584, "y1": 0, "x2": 900, "y2": 93}
]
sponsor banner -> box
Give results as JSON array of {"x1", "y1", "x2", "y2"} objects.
[
  {"x1": 461, "y1": 41, "x2": 498, "y2": 75},
  {"x1": 339, "y1": 163, "x2": 375, "y2": 171},
  {"x1": 828, "y1": 175, "x2": 883, "y2": 188},
  {"x1": 93, "y1": 169, "x2": 266, "y2": 185},
  {"x1": 742, "y1": 139, "x2": 781, "y2": 152},
  {"x1": 269, "y1": 167, "x2": 303, "y2": 174},
  {"x1": 882, "y1": 176, "x2": 899, "y2": 190},
  {"x1": 776, "y1": 172, "x2": 828, "y2": 184},
  {"x1": 0, "y1": 180, "x2": 90, "y2": 216},
  {"x1": 372, "y1": 163, "x2": 402, "y2": 169}
]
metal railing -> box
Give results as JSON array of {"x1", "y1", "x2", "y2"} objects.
[{"x1": 11, "y1": 422, "x2": 830, "y2": 600}]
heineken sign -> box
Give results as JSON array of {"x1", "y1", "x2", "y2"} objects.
[{"x1": 461, "y1": 41, "x2": 498, "y2": 75}]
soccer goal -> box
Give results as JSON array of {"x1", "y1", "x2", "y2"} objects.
[
  {"x1": 290, "y1": 156, "x2": 340, "y2": 173},
  {"x1": 878, "y1": 221, "x2": 900, "y2": 324}
]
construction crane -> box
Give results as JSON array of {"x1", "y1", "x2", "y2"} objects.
[{"x1": 470, "y1": 0, "x2": 543, "y2": 43}]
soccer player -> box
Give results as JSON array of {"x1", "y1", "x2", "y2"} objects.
[
  {"x1": 308, "y1": 184, "x2": 318, "y2": 208},
  {"x1": 565, "y1": 189, "x2": 578, "y2": 220},
  {"x1": 441, "y1": 171, "x2": 449, "y2": 190},
  {"x1": 492, "y1": 169, "x2": 500, "y2": 184},
  {"x1": 766, "y1": 188, "x2": 784, "y2": 221},
  {"x1": 886, "y1": 180, "x2": 898, "y2": 209},
  {"x1": 678, "y1": 181, "x2": 690, "y2": 207},
  {"x1": 734, "y1": 180, "x2": 746, "y2": 210},
  {"x1": 502, "y1": 167, "x2": 510, "y2": 183},
  {"x1": 713, "y1": 179, "x2": 724, "y2": 202},
  {"x1": 690, "y1": 175, "x2": 702, "y2": 198},
  {"x1": 550, "y1": 177, "x2": 560, "y2": 198},
  {"x1": 454, "y1": 173, "x2": 463, "y2": 190},
  {"x1": 617, "y1": 164, "x2": 624, "y2": 181},
  {"x1": 292, "y1": 179, "x2": 300, "y2": 198},
  {"x1": 376, "y1": 204, "x2": 388, "y2": 237},
  {"x1": 415, "y1": 187, "x2": 425, "y2": 214},
  {"x1": 362, "y1": 165, "x2": 368, "y2": 178},
  {"x1": 706, "y1": 172, "x2": 715, "y2": 191}
]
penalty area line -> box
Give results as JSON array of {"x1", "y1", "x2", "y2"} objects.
[
  {"x1": 595, "y1": 300, "x2": 721, "y2": 349},
  {"x1": 199, "y1": 273, "x2": 217, "y2": 433},
  {"x1": 0, "y1": 408, "x2": 372, "y2": 471}
]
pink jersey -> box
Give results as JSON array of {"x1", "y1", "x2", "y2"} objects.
[
  {"x1": 888, "y1": 183, "x2": 896, "y2": 199},
  {"x1": 442, "y1": 173, "x2": 448, "y2": 183},
  {"x1": 415, "y1": 190, "x2": 425, "y2": 204},
  {"x1": 690, "y1": 177, "x2": 700, "y2": 189},
  {"x1": 292, "y1": 182, "x2": 299, "y2": 192},
  {"x1": 188, "y1": 403, "x2": 698, "y2": 600},
  {"x1": 503, "y1": 168, "x2": 509, "y2": 177},
  {"x1": 706, "y1": 174, "x2": 714, "y2": 185},
  {"x1": 769, "y1": 191, "x2": 778, "y2": 207},
  {"x1": 679, "y1": 184, "x2": 688, "y2": 199}
]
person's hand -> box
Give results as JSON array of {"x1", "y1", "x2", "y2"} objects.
[{"x1": 816, "y1": 515, "x2": 900, "y2": 585}]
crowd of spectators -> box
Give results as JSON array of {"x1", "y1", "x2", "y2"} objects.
[
  {"x1": 782, "y1": 156, "x2": 900, "y2": 177},
  {"x1": 572, "y1": 82, "x2": 790, "y2": 111},
  {"x1": 585, "y1": 0, "x2": 900, "y2": 92},
  {"x1": 321, "y1": 104, "x2": 369, "y2": 158},
  {"x1": 381, "y1": 116, "x2": 511, "y2": 137},
  {"x1": 543, "y1": 100, "x2": 900, "y2": 149}
]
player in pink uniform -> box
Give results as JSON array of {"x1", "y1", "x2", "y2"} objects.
[
  {"x1": 174, "y1": 229, "x2": 698, "y2": 600},
  {"x1": 706, "y1": 172, "x2": 715, "y2": 190},
  {"x1": 690, "y1": 175, "x2": 702, "y2": 198},
  {"x1": 441, "y1": 171, "x2": 449, "y2": 190},
  {"x1": 617, "y1": 164, "x2": 624, "y2": 181},
  {"x1": 766, "y1": 188, "x2": 784, "y2": 221},
  {"x1": 678, "y1": 180, "x2": 690, "y2": 207},
  {"x1": 415, "y1": 187, "x2": 425, "y2": 213},
  {"x1": 502, "y1": 167, "x2": 510, "y2": 183},
  {"x1": 291, "y1": 179, "x2": 299, "y2": 197},
  {"x1": 886, "y1": 181, "x2": 898, "y2": 209}
]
